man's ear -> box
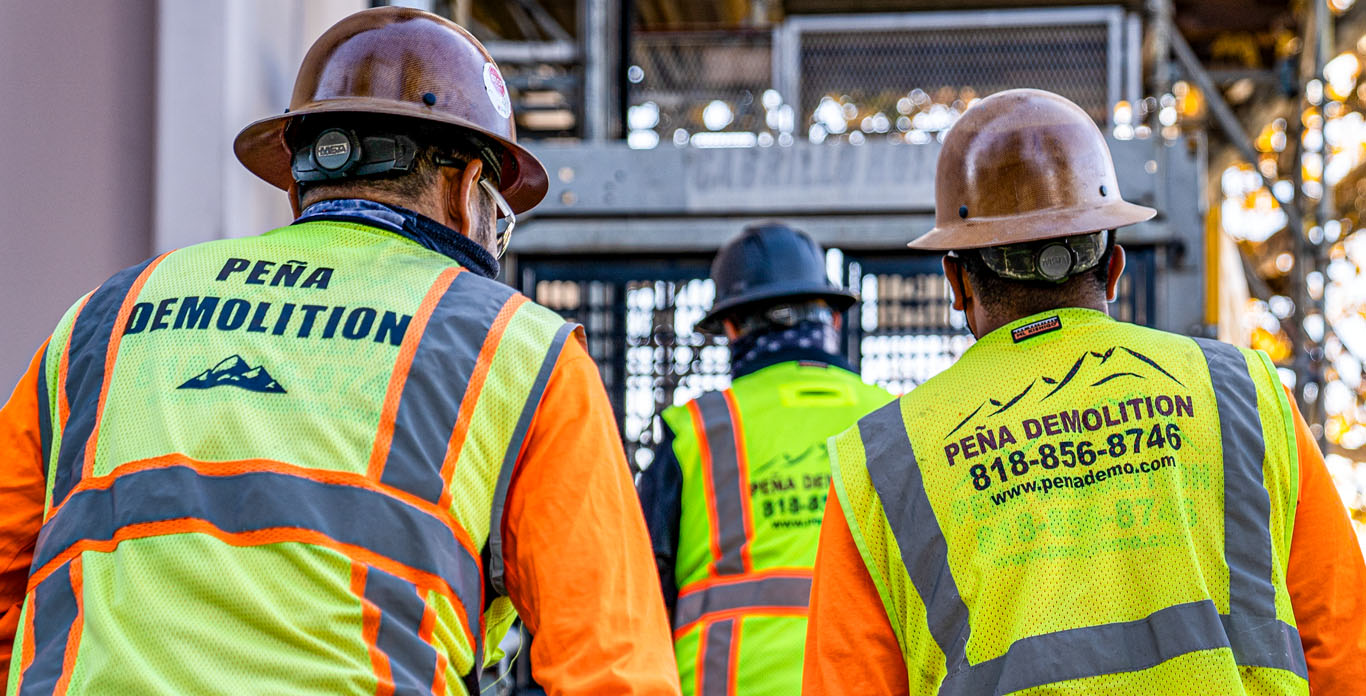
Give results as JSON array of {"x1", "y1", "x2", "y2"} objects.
[
  {"x1": 943, "y1": 254, "x2": 970, "y2": 312},
  {"x1": 1105, "y1": 244, "x2": 1127, "y2": 303},
  {"x1": 288, "y1": 183, "x2": 303, "y2": 219},
  {"x1": 722, "y1": 318, "x2": 740, "y2": 341},
  {"x1": 445, "y1": 158, "x2": 484, "y2": 241}
]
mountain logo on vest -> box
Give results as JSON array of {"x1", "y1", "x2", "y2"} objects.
[
  {"x1": 178, "y1": 355, "x2": 287, "y2": 394},
  {"x1": 946, "y1": 346, "x2": 1181, "y2": 439}
]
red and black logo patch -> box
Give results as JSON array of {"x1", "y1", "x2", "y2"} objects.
[{"x1": 1011, "y1": 316, "x2": 1062, "y2": 343}]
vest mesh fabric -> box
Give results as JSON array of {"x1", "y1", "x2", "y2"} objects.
[
  {"x1": 8, "y1": 221, "x2": 573, "y2": 695},
  {"x1": 664, "y1": 362, "x2": 892, "y2": 696},
  {"x1": 39, "y1": 292, "x2": 92, "y2": 511},
  {"x1": 831, "y1": 309, "x2": 1306, "y2": 696}
]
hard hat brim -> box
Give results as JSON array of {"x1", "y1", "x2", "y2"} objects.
[
  {"x1": 233, "y1": 98, "x2": 550, "y2": 215},
  {"x1": 695, "y1": 285, "x2": 859, "y2": 335},
  {"x1": 908, "y1": 199, "x2": 1157, "y2": 251}
]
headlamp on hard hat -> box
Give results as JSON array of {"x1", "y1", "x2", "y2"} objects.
[
  {"x1": 289, "y1": 121, "x2": 517, "y2": 257},
  {"x1": 291, "y1": 128, "x2": 422, "y2": 183},
  {"x1": 292, "y1": 123, "x2": 506, "y2": 185},
  {"x1": 972, "y1": 230, "x2": 1110, "y2": 284}
]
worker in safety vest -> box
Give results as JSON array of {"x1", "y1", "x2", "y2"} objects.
[
  {"x1": 803, "y1": 89, "x2": 1366, "y2": 694},
  {"x1": 0, "y1": 8, "x2": 679, "y2": 695},
  {"x1": 638, "y1": 222, "x2": 893, "y2": 696}
]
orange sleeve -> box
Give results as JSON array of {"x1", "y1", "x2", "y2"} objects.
[
  {"x1": 1283, "y1": 390, "x2": 1366, "y2": 694},
  {"x1": 803, "y1": 488, "x2": 908, "y2": 695},
  {"x1": 500, "y1": 335, "x2": 681, "y2": 696},
  {"x1": 0, "y1": 342, "x2": 50, "y2": 672}
]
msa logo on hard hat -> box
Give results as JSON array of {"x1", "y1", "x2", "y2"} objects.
[
  {"x1": 313, "y1": 130, "x2": 354, "y2": 169},
  {"x1": 291, "y1": 127, "x2": 420, "y2": 183}
]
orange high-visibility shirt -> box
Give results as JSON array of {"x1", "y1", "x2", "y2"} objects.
[{"x1": 803, "y1": 390, "x2": 1366, "y2": 695}]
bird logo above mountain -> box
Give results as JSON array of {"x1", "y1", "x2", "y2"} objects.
[
  {"x1": 178, "y1": 355, "x2": 286, "y2": 394},
  {"x1": 946, "y1": 346, "x2": 1181, "y2": 438}
]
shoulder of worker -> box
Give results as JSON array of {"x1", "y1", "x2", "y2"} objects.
[
  {"x1": 43, "y1": 232, "x2": 577, "y2": 360},
  {"x1": 659, "y1": 395, "x2": 695, "y2": 435},
  {"x1": 425, "y1": 273, "x2": 579, "y2": 364},
  {"x1": 733, "y1": 358, "x2": 894, "y2": 401}
]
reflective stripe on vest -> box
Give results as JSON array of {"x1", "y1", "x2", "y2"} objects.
[
  {"x1": 35, "y1": 339, "x2": 53, "y2": 492},
  {"x1": 18, "y1": 252, "x2": 576, "y2": 695},
  {"x1": 670, "y1": 366, "x2": 891, "y2": 696},
  {"x1": 486, "y1": 321, "x2": 574, "y2": 595},
  {"x1": 687, "y1": 390, "x2": 754, "y2": 576},
  {"x1": 371, "y1": 268, "x2": 516, "y2": 503},
  {"x1": 859, "y1": 338, "x2": 1306, "y2": 694},
  {"x1": 354, "y1": 562, "x2": 441, "y2": 695},
  {"x1": 673, "y1": 572, "x2": 812, "y2": 631},
  {"x1": 16, "y1": 559, "x2": 81, "y2": 696},
  {"x1": 49, "y1": 254, "x2": 165, "y2": 508},
  {"x1": 698, "y1": 618, "x2": 738, "y2": 696},
  {"x1": 681, "y1": 390, "x2": 757, "y2": 696}
]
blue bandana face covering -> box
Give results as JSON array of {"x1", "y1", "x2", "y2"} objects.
[
  {"x1": 729, "y1": 320, "x2": 841, "y2": 377},
  {"x1": 294, "y1": 198, "x2": 500, "y2": 279}
]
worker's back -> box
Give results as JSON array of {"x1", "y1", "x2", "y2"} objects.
[
  {"x1": 7, "y1": 219, "x2": 573, "y2": 694},
  {"x1": 830, "y1": 307, "x2": 1307, "y2": 694},
  {"x1": 663, "y1": 360, "x2": 891, "y2": 696}
]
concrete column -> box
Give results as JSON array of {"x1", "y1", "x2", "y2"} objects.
[
  {"x1": 155, "y1": 0, "x2": 367, "y2": 252},
  {"x1": 0, "y1": 0, "x2": 366, "y2": 387},
  {"x1": 0, "y1": 0, "x2": 157, "y2": 386}
]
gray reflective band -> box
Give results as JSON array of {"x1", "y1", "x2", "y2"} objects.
[
  {"x1": 858, "y1": 363, "x2": 1306, "y2": 691},
  {"x1": 938, "y1": 601, "x2": 1304, "y2": 694},
  {"x1": 1223, "y1": 613, "x2": 1307, "y2": 676},
  {"x1": 700, "y1": 618, "x2": 735, "y2": 696},
  {"x1": 673, "y1": 575, "x2": 812, "y2": 630},
  {"x1": 1193, "y1": 339, "x2": 1277, "y2": 616},
  {"x1": 487, "y1": 321, "x2": 578, "y2": 596},
  {"x1": 382, "y1": 271, "x2": 513, "y2": 504},
  {"x1": 1195, "y1": 339, "x2": 1305, "y2": 678},
  {"x1": 696, "y1": 391, "x2": 749, "y2": 576},
  {"x1": 861, "y1": 401, "x2": 972, "y2": 672}
]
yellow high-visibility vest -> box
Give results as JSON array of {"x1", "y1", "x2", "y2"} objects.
[
  {"x1": 664, "y1": 361, "x2": 892, "y2": 696},
  {"x1": 829, "y1": 308, "x2": 1307, "y2": 694},
  {"x1": 8, "y1": 220, "x2": 577, "y2": 695}
]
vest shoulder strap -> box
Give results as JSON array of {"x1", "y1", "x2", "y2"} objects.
[{"x1": 484, "y1": 297, "x2": 581, "y2": 596}]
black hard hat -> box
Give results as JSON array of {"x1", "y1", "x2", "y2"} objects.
[{"x1": 696, "y1": 222, "x2": 859, "y2": 335}]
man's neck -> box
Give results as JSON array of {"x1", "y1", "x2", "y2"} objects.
[
  {"x1": 293, "y1": 198, "x2": 500, "y2": 278},
  {"x1": 977, "y1": 299, "x2": 1109, "y2": 338}
]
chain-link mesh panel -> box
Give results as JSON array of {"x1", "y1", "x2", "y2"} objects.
[
  {"x1": 521, "y1": 257, "x2": 731, "y2": 470},
  {"x1": 625, "y1": 14, "x2": 1117, "y2": 147},
  {"x1": 846, "y1": 254, "x2": 974, "y2": 396},
  {"x1": 629, "y1": 31, "x2": 774, "y2": 143},
  {"x1": 796, "y1": 23, "x2": 1112, "y2": 135},
  {"x1": 519, "y1": 247, "x2": 1155, "y2": 467}
]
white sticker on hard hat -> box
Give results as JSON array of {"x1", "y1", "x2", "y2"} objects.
[{"x1": 483, "y1": 63, "x2": 512, "y2": 119}]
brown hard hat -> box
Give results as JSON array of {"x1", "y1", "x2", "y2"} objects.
[
  {"x1": 909, "y1": 89, "x2": 1155, "y2": 251},
  {"x1": 233, "y1": 6, "x2": 548, "y2": 214}
]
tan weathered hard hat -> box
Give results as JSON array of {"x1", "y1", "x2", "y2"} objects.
[
  {"x1": 909, "y1": 89, "x2": 1155, "y2": 251},
  {"x1": 233, "y1": 6, "x2": 548, "y2": 214}
]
